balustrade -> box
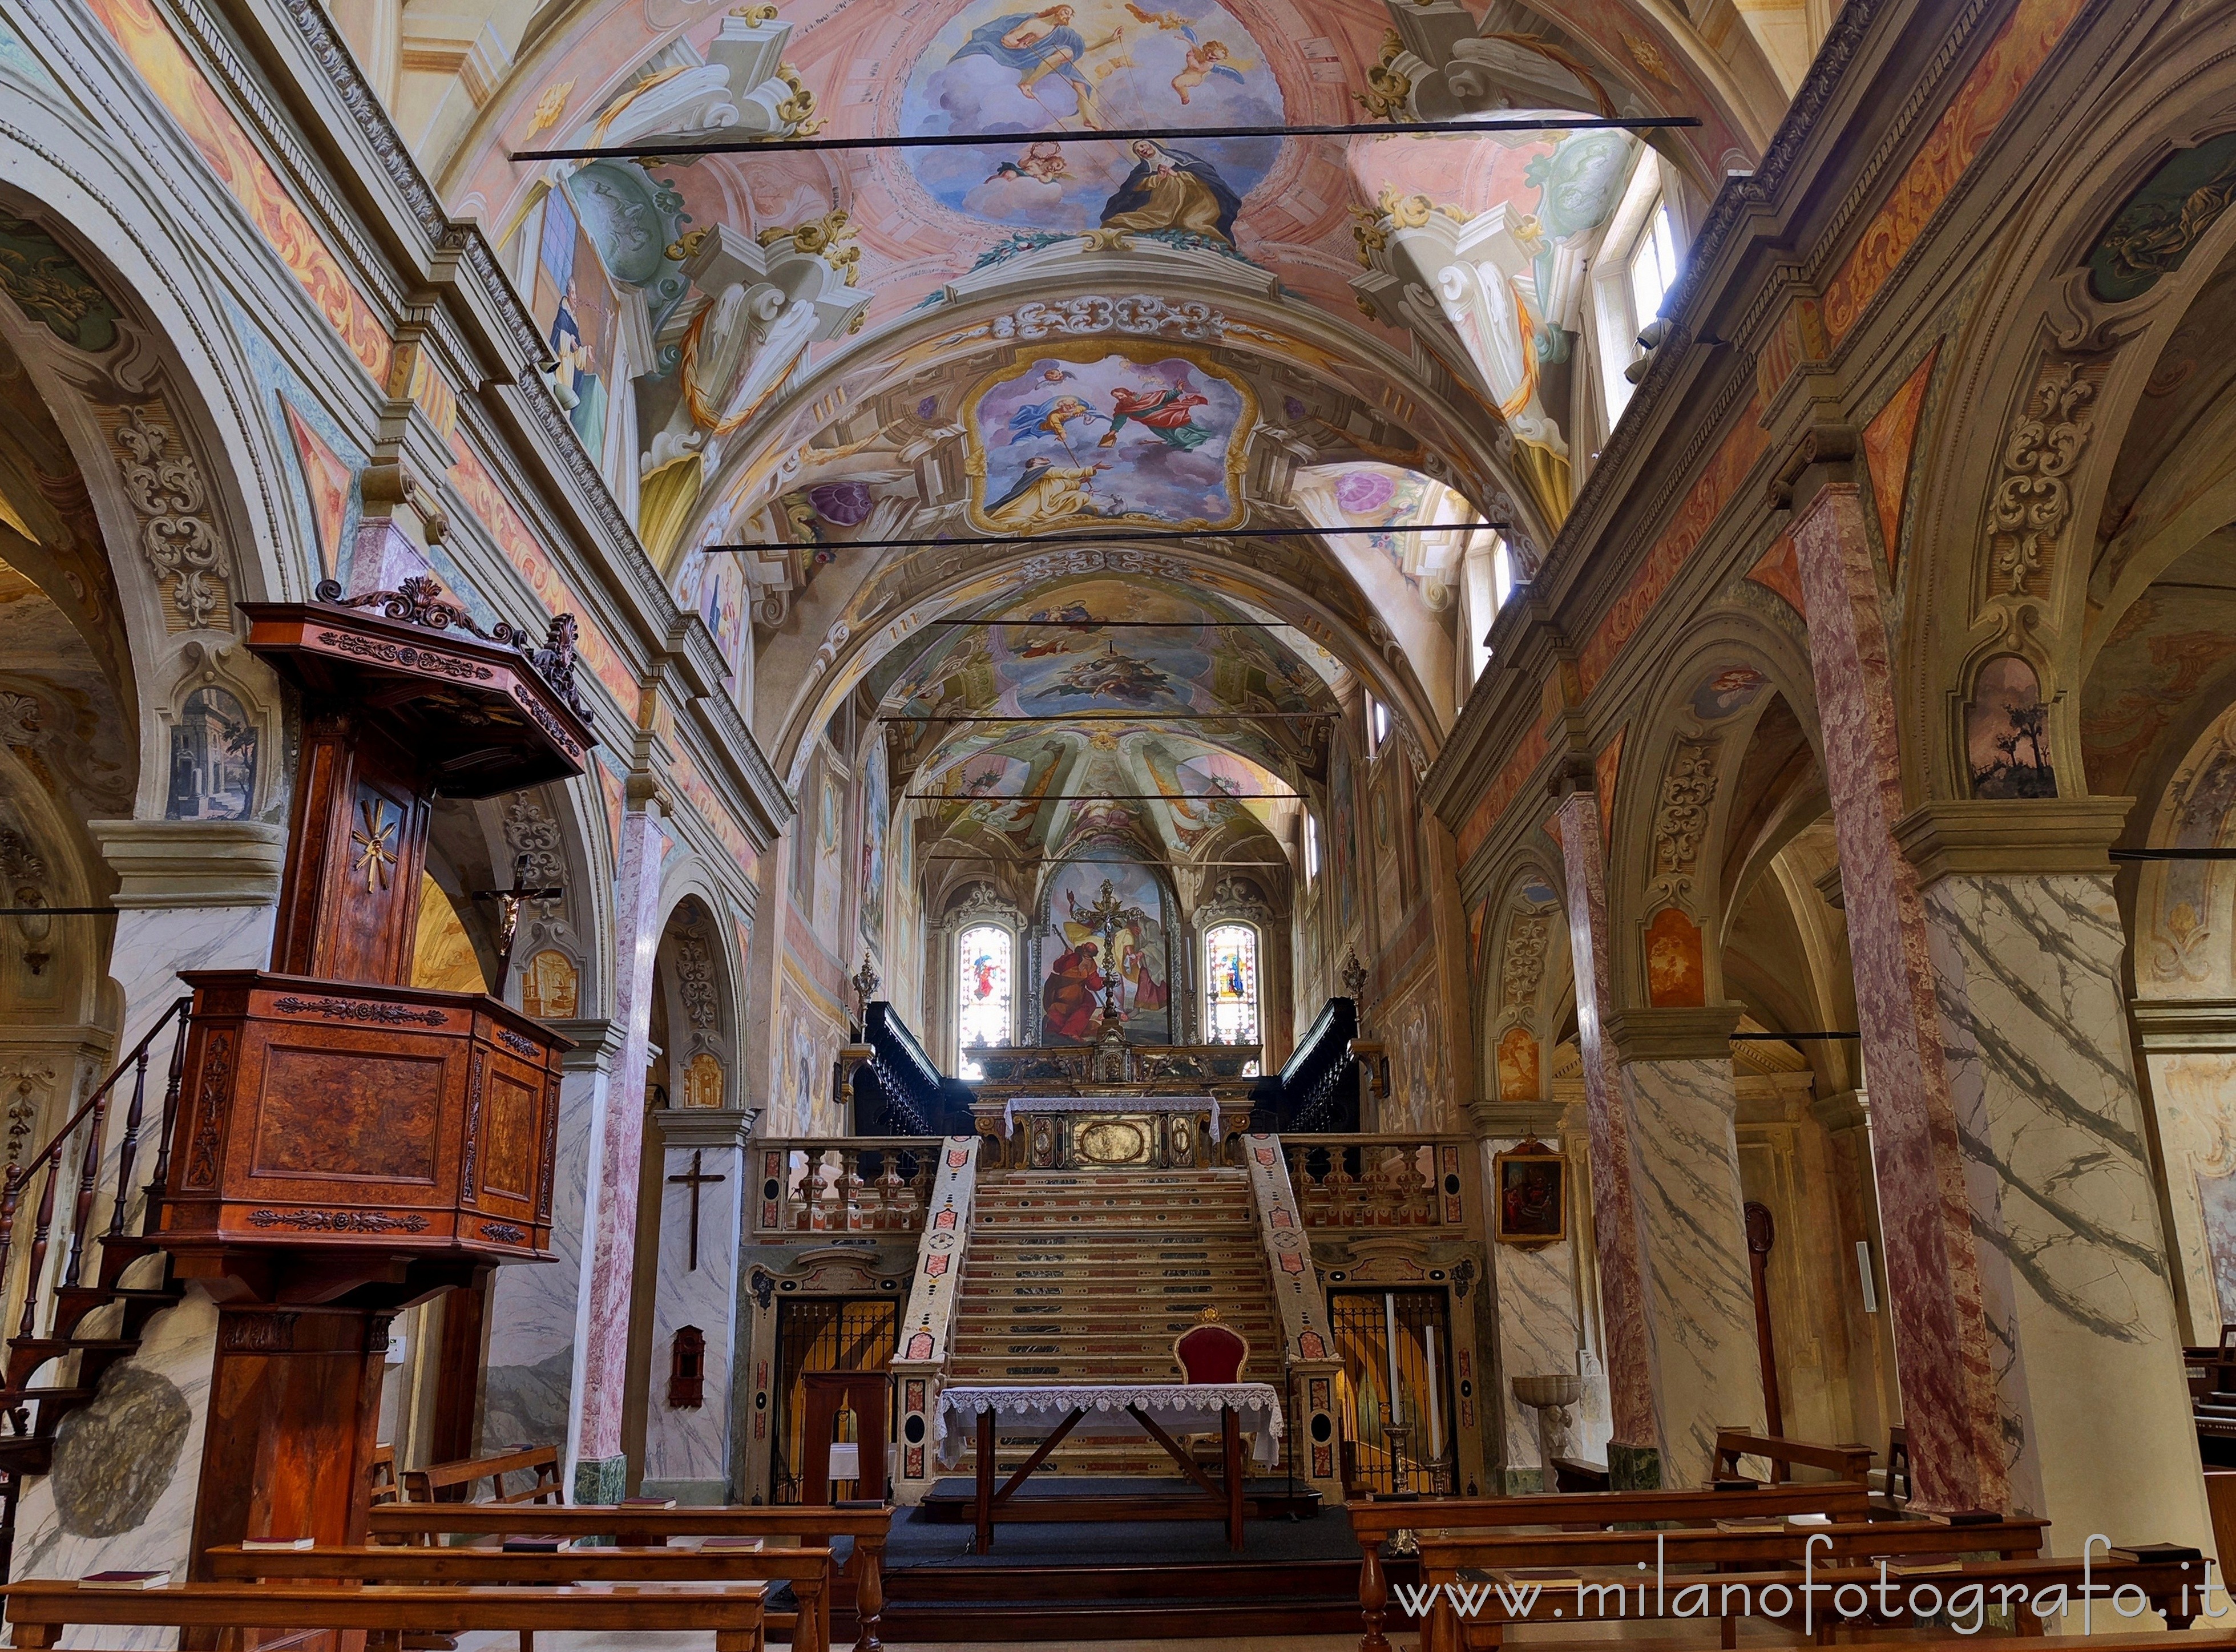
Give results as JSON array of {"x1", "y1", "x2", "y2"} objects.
[
  {"x1": 1281, "y1": 1134, "x2": 1471, "y2": 1229},
  {"x1": 751, "y1": 1139, "x2": 940, "y2": 1235}
]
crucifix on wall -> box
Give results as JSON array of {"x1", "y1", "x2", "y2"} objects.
[{"x1": 668, "y1": 1148, "x2": 727, "y2": 1270}]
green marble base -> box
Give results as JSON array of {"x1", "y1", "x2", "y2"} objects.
[
  {"x1": 1500, "y1": 1467, "x2": 1547, "y2": 1495},
  {"x1": 1608, "y1": 1441, "x2": 1662, "y2": 1490},
  {"x1": 574, "y1": 1453, "x2": 627, "y2": 1505}
]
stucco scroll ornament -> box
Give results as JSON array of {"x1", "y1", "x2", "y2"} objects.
[
  {"x1": 1649, "y1": 740, "x2": 1718, "y2": 899},
  {"x1": 1501, "y1": 911, "x2": 1551, "y2": 1008},
  {"x1": 115, "y1": 406, "x2": 228, "y2": 628},
  {"x1": 501, "y1": 795, "x2": 565, "y2": 918},
  {"x1": 0, "y1": 692, "x2": 38, "y2": 747},
  {"x1": 991, "y1": 296, "x2": 1225, "y2": 343},
  {"x1": 1986, "y1": 358, "x2": 2098, "y2": 596}
]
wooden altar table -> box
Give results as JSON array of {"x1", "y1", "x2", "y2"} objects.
[{"x1": 937, "y1": 1382, "x2": 1283, "y2": 1554}]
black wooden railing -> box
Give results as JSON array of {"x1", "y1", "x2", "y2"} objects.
[
  {"x1": 1250, "y1": 996, "x2": 1361, "y2": 1132},
  {"x1": 853, "y1": 1003, "x2": 976, "y2": 1136}
]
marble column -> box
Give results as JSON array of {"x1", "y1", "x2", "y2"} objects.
[
  {"x1": 1603, "y1": 1006, "x2": 1765, "y2": 1483},
  {"x1": 571, "y1": 794, "x2": 667, "y2": 1501},
  {"x1": 483, "y1": 1016, "x2": 621, "y2": 1456},
  {"x1": 1899, "y1": 806, "x2": 2210, "y2": 1548},
  {"x1": 642, "y1": 1106, "x2": 754, "y2": 1504},
  {"x1": 1552, "y1": 790, "x2": 1660, "y2": 1485},
  {"x1": 1468, "y1": 1098, "x2": 1609, "y2": 1493},
  {"x1": 1793, "y1": 474, "x2": 2207, "y2": 1544}
]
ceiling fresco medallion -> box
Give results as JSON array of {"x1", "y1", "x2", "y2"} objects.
[{"x1": 964, "y1": 342, "x2": 1254, "y2": 530}]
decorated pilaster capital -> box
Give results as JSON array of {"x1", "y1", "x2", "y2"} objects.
[
  {"x1": 89, "y1": 818, "x2": 287, "y2": 908},
  {"x1": 1892, "y1": 796, "x2": 2134, "y2": 885},
  {"x1": 653, "y1": 1105, "x2": 760, "y2": 1151},
  {"x1": 1602, "y1": 1003, "x2": 1743, "y2": 1064},
  {"x1": 550, "y1": 1016, "x2": 626, "y2": 1073},
  {"x1": 1766, "y1": 423, "x2": 1860, "y2": 512},
  {"x1": 1464, "y1": 1097, "x2": 1566, "y2": 1141},
  {"x1": 1809, "y1": 1086, "x2": 1870, "y2": 1134}
]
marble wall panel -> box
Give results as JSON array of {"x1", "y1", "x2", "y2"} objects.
[
  {"x1": 643, "y1": 1116, "x2": 752, "y2": 1501},
  {"x1": 1482, "y1": 1133, "x2": 1609, "y2": 1488}
]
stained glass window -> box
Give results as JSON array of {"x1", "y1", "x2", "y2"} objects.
[
  {"x1": 1204, "y1": 923, "x2": 1260, "y2": 1047},
  {"x1": 956, "y1": 924, "x2": 1012, "y2": 1079}
]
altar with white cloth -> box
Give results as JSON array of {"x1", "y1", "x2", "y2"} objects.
[{"x1": 937, "y1": 1382, "x2": 1284, "y2": 1551}]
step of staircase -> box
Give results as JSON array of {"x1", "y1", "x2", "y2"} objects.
[{"x1": 948, "y1": 1168, "x2": 1288, "y2": 1480}]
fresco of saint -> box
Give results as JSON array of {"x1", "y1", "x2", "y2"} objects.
[
  {"x1": 982, "y1": 455, "x2": 1111, "y2": 530},
  {"x1": 1099, "y1": 139, "x2": 1242, "y2": 244},
  {"x1": 1042, "y1": 940, "x2": 1107, "y2": 1041}
]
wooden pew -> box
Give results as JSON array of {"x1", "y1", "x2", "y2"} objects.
[
  {"x1": 369, "y1": 1501, "x2": 890, "y2": 1652},
  {"x1": 1348, "y1": 1483, "x2": 1874, "y2": 1652},
  {"x1": 1, "y1": 1579, "x2": 766, "y2": 1652},
  {"x1": 208, "y1": 1543, "x2": 832, "y2": 1652},
  {"x1": 1710, "y1": 1428, "x2": 1874, "y2": 1487},
  {"x1": 1407, "y1": 1548, "x2": 2200, "y2": 1651},
  {"x1": 401, "y1": 1444, "x2": 562, "y2": 1505}
]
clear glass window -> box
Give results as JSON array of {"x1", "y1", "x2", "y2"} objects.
[
  {"x1": 1629, "y1": 199, "x2": 1680, "y2": 332},
  {"x1": 956, "y1": 924, "x2": 1012, "y2": 1079},
  {"x1": 1204, "y1": 924, "x2": 1261, "y2": 1047},
  {"x1": 1305, "y1": 814, "x2": 1321, "y2": 880}
]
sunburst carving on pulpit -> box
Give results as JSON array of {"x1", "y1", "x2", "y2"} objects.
[{"x1": 351, "y1": 797, "x2": 398, "y2": 893}]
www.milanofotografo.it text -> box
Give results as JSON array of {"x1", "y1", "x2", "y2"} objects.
[{"x1": 1391, "y1": 1536, "x2": 2212, "y2": 1636}]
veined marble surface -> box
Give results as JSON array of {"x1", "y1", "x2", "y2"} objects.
[
  {"x1": 644, "y1": 1132, "x2": 749, "y2": 1493},
  {"x1": 1791, "y1": 483, "x2": 2003, "y2": 1513},
  {"x1": 1554, "y1": 791, "x2": 1658, "y2": 1456},
  {"x1": 1616, "y1": 1057, "x2": 1763, "y2": 1479},
  {"x1": 1924, "y1": 870, "x2": 2209, "y2": 1549},
  {"x1": 13, "y1": 1289, "x2": 218, "y2": 1647},
  {"x1": 1480, "y1": 1139, "x2": 1609, "y2": 1477},
  {"x1": 487, "y1": 1059, "x2": 609, "y2": 1459}
]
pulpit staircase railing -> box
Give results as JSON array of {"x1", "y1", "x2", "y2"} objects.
[
  {"x1": 1250, "y1": 996, "x2": 1361, "y2": 1132},
  {"x1": 853, "y1": 1003, "x2": 976, "y2": 1136},
  {"x1": 0, "y1": 993, "x2": 196, "y2": 1578}
]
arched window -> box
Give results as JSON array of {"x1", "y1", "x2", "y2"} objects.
[
  {"x1": 955, "y1": 923, "x2": 1013, "y2": 1079},
  {"x1": 1203, "y1": 923, "x2": 1261, "y2": 1047}
]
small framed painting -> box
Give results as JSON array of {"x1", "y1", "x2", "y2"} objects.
[{"x1": 1494, "y1": 1141, "x2": 1567, "y2": 1246}]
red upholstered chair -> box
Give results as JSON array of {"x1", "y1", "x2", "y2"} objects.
[{"x1": 1174, "y1": 1314, "x2": 1249, "y2": 1384}]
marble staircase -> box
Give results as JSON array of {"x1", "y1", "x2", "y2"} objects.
[{"x1": 946, "y1": 1167, "x2": 1287, "y2": 1480}]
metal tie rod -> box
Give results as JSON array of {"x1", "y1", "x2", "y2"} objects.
[
  {"x1": 515, "y1": 115, "x2": 1701, "y2": 163},
  {"x1": 708, "y1": 522, "x2": 1506, "y2": 555}
]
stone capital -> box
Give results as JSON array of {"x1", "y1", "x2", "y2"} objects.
[
  {"x1": 1892, "y1": 797, "x2": 2135, "y2": 885},
  {"x1": 2128, "y1": 998, "x2": 2236, "y2": 1053},
  {"x1": 1464, "y1": 1096, "x2": 1566, "y2": 1140},
  {"x1": 1809, "y1": 1086, "x2": 1870, "y2": 1134},
  {"x1": 89, "y1": 818, "x2": 287, "y2": 909},
  {"x1": 1603, "y1": 1003, "x2": 1743, "y2": 1064},
  {"x1": 653, "y1": 1105, "x2": 760, "y2": 1152},
  {"x1": 551, "y1": 1016, "x2": 626, "y2": 1073},
  {"x1": 1766, "y1": 423, "x2": 1859, "y2": 511}
]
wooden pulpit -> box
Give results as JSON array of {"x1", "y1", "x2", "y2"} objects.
[{"x1": 159, "y1": 579, "x2": 594, "y2": 1569}]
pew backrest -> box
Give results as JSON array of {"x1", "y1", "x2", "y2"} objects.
[
  {"x1": 1712, "y1": 1429, "x2": 1875, "y2": 1486},
  {"x1": 1345, "y1": 1480, "x2": 1873, "y2": 1543},
  {"x1": 401, "y1": 1444, "x2": 561, "y2": 1505}
]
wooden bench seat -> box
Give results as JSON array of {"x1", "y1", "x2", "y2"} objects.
[
  {"x1": 1, "y1": 1578, "x2": 766, "y2": 1652},
  {"x1": 1407, "y1": 1549, "x2": 2201, "y2": 1650},
  {"x1": 208, "y1": 1543, "x2": 832, "y2": 1652},
  {"x1": 368, "y1": 1501, "x2": 889, "y2": 1652},
  {"x1": 1348, "y1": 1484, "x2": 1874, "y2": 1652},
  {"x1": 402, "y1": 1444, "x2": 562, "y2": 1505},
  {"x1": 1712, "y1": 1428, "x2": 1875, "y2": 1487}
]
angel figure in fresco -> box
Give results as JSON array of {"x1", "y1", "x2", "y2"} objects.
[
  {"x1": 1006, "y1": 394, "x2": 1105, "y2": 463},
  {"x1": 951, "y1": 7, "x2": 1103, "y2": 122},
  {"x1": 1098, "y1": 371, "x2": 1213, "y2": 450},
  {"x1": 1042, "y1": 940, "x2": 1107, "y2": 1042},
  {"x1": 983, "y1": 455, "x2": 1109, "y2": 530},
  {"x1": 1169, "y1": 39, "x2": 1245, "y2": 103},
  {"x1": 1099, "y1": 139, "x2": 1244, "y2": 245},
  {"x1": 987, "y1": 142, "x2": 1071, "y2": 184}
]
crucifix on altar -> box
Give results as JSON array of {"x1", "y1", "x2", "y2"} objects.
[{"x1": 1073, "y1": 877, "x2": 1148, "y2": 1027}]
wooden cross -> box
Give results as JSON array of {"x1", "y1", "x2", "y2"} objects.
[{"x1": 667, "y1": 1149, "x2": 726, "y2": 1271}]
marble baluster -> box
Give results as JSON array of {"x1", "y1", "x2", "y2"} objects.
[
  {"x1": 571, "y1": 794, "x2": 667, "y2": 1502},
  {"x1": 483, "y1": 1017, "x2": 621, "y2": 1456},
  {"x1": 1552, "y1": 790, "x2": 1661, "y2": 1484},
  {"x1": 1604, "y1": 1008, "x2": 1765, "y2": 1483},
  {"x1": 1789, "y1": 478, "x2": 2006, "y2": 1514},
  {"x1": 1904, "y1": 821, "x2": 2211, "y2": 1546},
  {"x1": 643, "y1": 1107, "x2": 754, "y2": 1502}
]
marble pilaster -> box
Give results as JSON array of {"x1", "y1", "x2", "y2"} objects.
[
  {"x1": 483, "y1": 1016, "x2": 621, "y2": 1460},
  {"x1": 642, "y1": 1107, "x2": 755, "y2": 1504},
  {"x1": 1789, "y1": 480, "x2": 2005, "y2": 1514},
  {"x1": 572, "y1": 796, "x2": 667, "y2": 1501},
  {"x1": 1552, "y1": 790, "x2": 1659, "y2": 1483},
  {"x1": 1604, "y1": 1007, "x2": 1765, "y2": 1483},
  {"x1": 1470, "y1": 1098, "x2": 1611, "y2": 1493},
  {"x1": 1899, "y1": 811, "x2": 2209, "y2": 1549}
]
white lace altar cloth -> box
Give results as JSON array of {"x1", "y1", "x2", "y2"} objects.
[
  {"x1": 936, "y1": 1382, "x2": 1285, "y2": 1468},
  {"x1": 987, "y1": 1094, "x2": 1223, "y2": 1136}
]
